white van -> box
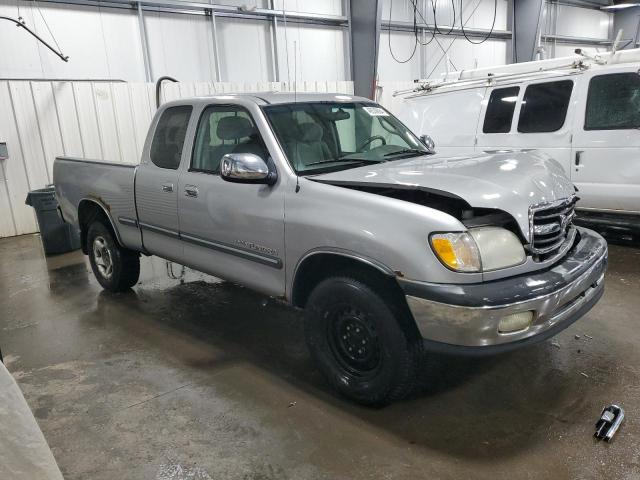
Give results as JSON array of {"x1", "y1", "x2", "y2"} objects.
[{"x1": 396, "y1": 48, "x2": 640, "y2": 234}]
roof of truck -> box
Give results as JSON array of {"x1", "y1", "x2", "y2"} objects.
[{"x1": 194, "y1": 91, "x2": 375, "y2": 105}]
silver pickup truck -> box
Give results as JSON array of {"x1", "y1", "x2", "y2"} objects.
[{"x1": 54, "y1": 92, "x2": 608, "y2": 405}]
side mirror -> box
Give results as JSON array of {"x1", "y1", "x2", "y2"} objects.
[
  {"x1": 419, "y1": 134, "x2": 436, "y2": 153},
  {"x1": 220, "y1": 153, "x2": 277, "y2": 186}
]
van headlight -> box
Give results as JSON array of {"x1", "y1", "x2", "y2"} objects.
[{"x1": 430, "y1": 227, "x2": 525, "y2": 272}]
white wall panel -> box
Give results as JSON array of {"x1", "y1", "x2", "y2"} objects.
[
  {"x1": 276, "y1": 24, "x2": 348, "y2": 82},
  {"x1": 0, "y1": 82, "x2": 37, "y2": 235},
  {"x1": 0, "y1": 1, "x2": 143, "y2": 80},
  {"x1": 217, "y1": 18, "x2": 274, "y2": 82},
  {"x1": 73, "y1": 83, "x2": 103, "y2": 159},
  {"x1": 31, "y1": 82, "x2": 65, "y2": 179},
  {"x1": 9, "y1": 82, "x2": 50, "y2": 188},
  {"x1": 0, "y1": 79, "x2": 353, "y2": 238},
  {"x1": 51, "y1": 82, "x2": 84, "y2": 156},
  {"x1": 378, "y1": 33, "x2": 507, "y2": 81},
  {"x1": 555, "y1": 5, "x2": 611, "y2": 40},
  {"x1": 273, "y1": 0, "x2": 343, "y2": 16},
  {"x1": 145, "y1": 12, "x2": 216, "y2": 81},
  {"x1": 378, "y1": 31, "x2": 422, "y2": 81}
]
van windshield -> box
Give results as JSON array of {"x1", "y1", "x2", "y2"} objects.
[{"x1": 263, "y1": 102, "x2": 428, "y2": 175}]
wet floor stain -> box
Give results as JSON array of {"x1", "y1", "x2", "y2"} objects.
[{"x1": 1, "y1": 233, "x2": 639, "y2": 480}]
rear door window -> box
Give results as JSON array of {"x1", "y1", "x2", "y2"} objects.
[
  {"x1": 517, "y1": 80, "x2": 573, "y2": 133},
  {"x1": 150, "y1": 105, "x2": 192, "y2": 169},
  {"x1": 483, "y1": 86, "x2": 520, "y2": 133},
  {"x1": 585, "y1": 72, "x2": 640, "y2": 130}
]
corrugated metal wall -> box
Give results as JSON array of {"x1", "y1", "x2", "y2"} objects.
[{"x1": 0, "y1": 80, "x2": 354, "y2": 238}]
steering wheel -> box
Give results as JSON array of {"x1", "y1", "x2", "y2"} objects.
[{"x1": 357, "y1": 135, "x2": 386, "y2": 151}]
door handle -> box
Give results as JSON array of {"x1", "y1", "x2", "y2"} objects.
[
  {"x1": 575, "y1": 151, "x2": 583, "y2": 166},
  {"x1": 184, "y1": 185, "x2": 199, "y2": 198},
  {"x1": 161, "y1": 183, "x2": 174, "y2": 193}
]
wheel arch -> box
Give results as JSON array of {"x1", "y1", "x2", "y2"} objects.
[
  {"x1": 77, "y1": 198, "x2": 123, "y2": 254},
  {"x1": 290, "y1": 249, "x2": 401, "y2": 308}
]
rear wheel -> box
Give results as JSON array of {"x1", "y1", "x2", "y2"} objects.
[
  {"x1": 304, "y1": 275, "x2": 421, "y2": 406},
  {"x1": 87, "y1": 221, "x2": 140, "y2": 292}
]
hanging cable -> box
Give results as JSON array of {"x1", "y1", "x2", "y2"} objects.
[
  {"x1": 459, "y1": 0, "x2": 497, "y2": 45},
  {"x1": 0, "y1": 15, "x2": 68, "y2": 61},
  {"x1": 387, "y1": 0, "x2": 418, "y2": 64},
  {"x1": 424, "y1": 0, "x2": 483, "y2": 79},
  {"x1": 410, "y1": 0, "x2": 458, "y2": 70},
  {"x1": 412, "y1": 0, "x2": 436, "y2": 46},
  {"x1": 432, "y1": 0, "x2": 456, "y2": 36}
]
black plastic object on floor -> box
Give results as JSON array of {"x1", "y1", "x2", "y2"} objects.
[
  {"x1": 25, "y1": 186, "x2": 80, "y2": 256},
  {"x1": 595, "y1": 405, "x2": 625, "y2": 442}
]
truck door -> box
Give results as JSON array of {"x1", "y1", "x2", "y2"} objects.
[
  {"x1": 177, "y1": 104, "x2": 286, "y2": 296},
  {"x1": 136, "y1": 105, "x2": 192, "y2": 260},
  {"x1": 571, "y1": 68, "x2": 640, "y2": 214}
]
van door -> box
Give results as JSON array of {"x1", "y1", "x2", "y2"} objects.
[
  {"x1": 136, "y1": 105, "x2": 192, "y2": 261},
  {"x1": 177, "y1": 104, "x2": 286, "y2": 297},
  {"x1": 400, "y1": 87, "x2": 486, "y2": 156},
  {"x1": 571, "y1": 68, "x2": 640, "y2": 214},
  {"x1": 477, "y1": 79, "x2": 575, "y2": 174}
]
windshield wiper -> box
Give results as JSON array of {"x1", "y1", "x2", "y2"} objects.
[
  {"x1": 305, "y1": 158, "x2": 381, "y2": 166},
  {"x1": 383, "y1": 148, "x2": 428, "y2": 158}
]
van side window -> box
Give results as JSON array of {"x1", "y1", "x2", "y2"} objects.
[
  {"x1": 483, "y1": 87, "x2": 519, "y2": 133},
  {"x1": 191, "y1": 105, "x2": 268, "y2": 174},
  {"x1": 517, "y1": 80, "x2": 573, "y2": 133},
  {"x1": 585, "y1": 73, "x2": 640, "y2": 130},
  {"x1": 150, "y1": 106, "x2": 192, "y2": 169}
]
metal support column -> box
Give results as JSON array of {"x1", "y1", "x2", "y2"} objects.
[
  {"x1": 513, "y1": 0, "x2": 545, "y2": 63},
  {"x1": 269, "y1": 0, "x2": 280, "y2": 82},
  {"x1": 349, "y1": 0, "x2": 383, "y2": 99},
  {"x1": 209, "y1": 10, "x2": 222, "y2": 82},
  {"x1": 137, "y1": 2, "x2": 152, "y2": 82}
]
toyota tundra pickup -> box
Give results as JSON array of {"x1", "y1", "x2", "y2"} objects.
[{"x1": 53, "y1": 92, "x2": 608, "y2": 405}]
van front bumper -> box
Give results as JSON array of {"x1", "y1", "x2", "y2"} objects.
[{"x1": 399, "y1": 227, "x2": 607, "y2": 354}]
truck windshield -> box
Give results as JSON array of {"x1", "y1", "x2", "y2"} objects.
[{"x1": 263, "y1": 102, "x2": 428, "y2": 175}]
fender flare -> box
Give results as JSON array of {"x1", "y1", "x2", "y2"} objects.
[
  {"x1": 78, "y1": 197, "x2": 124, "y2": 247},
  {"x1": 290, "y1": 247, "x2": 398, "y2": 303}
]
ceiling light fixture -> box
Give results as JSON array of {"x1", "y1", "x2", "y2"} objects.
[{"x1": 602, "y1": 1, "x2": 640, "y2": 10}]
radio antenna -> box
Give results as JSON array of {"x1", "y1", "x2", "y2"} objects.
[{"x1": 293, "y1": 40, "x2": 298, "y2": 102}]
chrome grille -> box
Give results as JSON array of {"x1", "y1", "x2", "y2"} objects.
[{"x1": 529, "y1": 197, "x2": 577, "y2": 255}]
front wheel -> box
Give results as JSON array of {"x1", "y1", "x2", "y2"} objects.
[
  {"x1": 87, "y1": 221, "x2": 140, "y2": 292},
  {"x1": 304, "y1": 275, "x2": 421, "y2": 406}
]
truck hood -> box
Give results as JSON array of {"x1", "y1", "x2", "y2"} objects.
[{"x1": 311, "y1": 150, "x2": 575, "y2": 240}]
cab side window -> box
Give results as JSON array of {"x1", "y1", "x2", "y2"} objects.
[
  {"x1": 191, "y1": 105, "x2": 268, "y2": 174},
  {"x1": 483, "y1": 86, "x2": 520, "y2": 133},
  {"x1": 150, "y1": 106, "x2": 192, "y2": 169},
  {"x1": 585, "y1": 73, "x2": 640, "y2": 130},
  {"x1": 517, "y1": 80, "x2": 573, "y2": 133}
]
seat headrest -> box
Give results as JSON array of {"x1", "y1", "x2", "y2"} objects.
[
  {"x1": 299, "y1": 123, "x2": 323, "y2": 142},
  {"x1": 217, "y1": 116, "x2": 256, "y2": 140}
]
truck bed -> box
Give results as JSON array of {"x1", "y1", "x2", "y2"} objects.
[{"x1": 53, "y1": 157, "x2": 143, "y2": 251}]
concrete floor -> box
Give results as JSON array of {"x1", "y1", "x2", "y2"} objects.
[{"x1": 1, "y1": 234, "x2": 639, "y2": 480}]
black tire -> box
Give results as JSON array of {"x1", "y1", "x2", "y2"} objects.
[
  {"x1": 87, "y1": 221, "x2": 140, "y2": 292},
  {"x1": 304, "y1": 274, "x2": 421, "y2": 406}
]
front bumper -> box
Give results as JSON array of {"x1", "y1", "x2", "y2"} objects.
[{"x1": 400, "y1": 227, "x2": 607, "y2": 354}]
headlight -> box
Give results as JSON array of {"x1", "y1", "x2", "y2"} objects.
[
  {"x1": 431, "y1": 227, "x2": 525, "y2": 272},
  {"x1": 430, "y1": 232, "x2": 481, "y2": 272},
  {"x1": 469, "y1": 227, "x2": 526, "y2": 271}
]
